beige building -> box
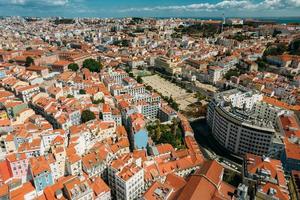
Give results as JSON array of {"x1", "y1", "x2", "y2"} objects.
[{"x1": 155, "y1": 56, "x2": 182, "y2": 74}]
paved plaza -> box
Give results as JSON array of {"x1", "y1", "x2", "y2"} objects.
[{"x1": 142, "y1": 75, "x2": 198, "y2": 110}]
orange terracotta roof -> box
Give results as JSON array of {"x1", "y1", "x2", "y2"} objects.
[
  {"x1": 263, "y1": 96, "x2": 300, "y2": 111},
  {"x1": 44, "y1": 176, "x2": 74, "y2": 200},
  {"x1": 165, "y1": 173, "x2": 187, "y2": 191},
  {"x1": 0, "y1": 161, "x2": 12, "y2": 183},
  {"x1": 30, "y1": 157, "x2": 51, "y2": 176},
  {"x1": 117, "y1": 164, "x2": 141, "y2": 181},
  {"x1": 156, "y1": 144, "x2": 175, "y2": 155},
  {"x1": 91, "y1": 177, "x2": 110, "y2": 196},
  {"x1": 260, "y1": 182, "x2": 289, "y2": 200},
  {"x1": 116, "y1": 125, "x2": 127, "y2": 137},
  {"x1": 0, "y1": 184, "x2": 8, "y2": 198},
  {"x1": 10, "y1": 182, "x2": 35, "y2": 200},
  {"x1": 6, "y1": 153, "x2": 27, "y2": 162},
  {"x1": 53, "y1": 60, "x2": 72, "y2": 66},
  {"x1": 245, "y1": 153, "x2": 286, "y2": 187},
  {"x1": 284, "y1": 138, "x2": 300, "y2": 160},
  {"x1": 177, "y1": 160, "x2": 234, "y2": 200},
  {"x1": 102, "y1": 103, "x2": 111, "y2": 113},
  {"x1": 279, "y1": 114, "x2": 300, "y2": 138}
]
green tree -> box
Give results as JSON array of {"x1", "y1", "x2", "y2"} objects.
[
  {"x1": 159, "y1": 132, "x2": 176, "y2": 147},
  {"x1": 154, "y1": 120, "x2": 161, "y2": 142},
  {"x1": 83, "y1": 59, "x2": 102, "y2": 72},
  {"x1": 92, "y1": 98, "x2": 104, "y2": 104},
  {"x1": 79, "y1": 89, "x2": 86, "y2": 94},
  {"x1": 225, "y1": 50, "x2": 232, "y2": 56},
  {"x1": 129, "y1": 72, "x2": 134, "y2": 78},
  {"x1": 137, "y1": 76, "x2": 143, "y2": 84},
  {"x1": 169, "y1": 96, "x2": 179, "y2": 111},
  {"x1": 272, "y1": 29, "x2": 282, "y2": 37},
  {"x1": 289, "y1": 38, "x2": 300, "y2": 55},
  {"x1": 264, "y1": 43, "x2": 288, "y2": 56},
  {"x1": 81, "y1": 110, "x2": 96, "y2": 123},
  {"x1": 145, "y1": 85, "x2": 153, "y2": 91},
  {"x1": 115, "y1": 39, "x2": 130, "y2": 47},
  {"x1": 25, "y1": 56, "x2": 34, "y2": 67},
  {"x1": 196, "y1": 92, "x2": 206, "y2": 101},
  {"x1": 224, "y1": 69, "x2": 240, "y2": 80},
  {"x1": 256, "y1": 58, "x2": 267, "y2": 71},
  {"x1": 68, "y1": 63, "x2": 79, "y2": 72}
]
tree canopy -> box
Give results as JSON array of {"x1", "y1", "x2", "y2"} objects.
[
  {"x1": 79, "y1": 89, "x2": 86, "y2": 95},
  {"x1": 82, "y1": 59, "x2": 102, "y2": 72},
  {"x1": 147, "y1": 120, "x2": 184, "y2": 149},
  {"x1": 289, "y1": 38, "x2": 300, "y2": 55},
  {"x1": 137, "y1": 76, "x2": 143, "y2": 84},
  {"x1": 224, "y1": 69, "x2": 240, "y2": 80},
  {"x1": 256, "y1": 58, "x2": 268, "y2": 72},
  {"x1": 264, "y1": 43, "x2": 288, "y2": 56},
  {"x1": 175, "y1": 23, "x2": 220, "y2": 37},
  {"x1": 92, "y1": 98, "x2": 104, "y2": 105},
  {"x1": 68, "y1": 63, "x2": 79, "y2": 72},
  {"x1": 25, "y1": 56, "x2": 34, "y2": 67},
  {"x1": 81, "y1": 110, "x2": 96, "y2": 123},
  {"x1": 113, "y1": 39, "x2": 130, "y2": 47},
  {"x1": 228, "y1": 32, "x2": 250, "y2": 42}
]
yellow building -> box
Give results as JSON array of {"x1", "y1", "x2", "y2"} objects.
[{"x1": 0, "y1": 110, "x2": 8, "y2": 120}]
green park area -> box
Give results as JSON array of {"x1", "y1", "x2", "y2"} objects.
[{"x1": 147, "y1": 119, "x2": 185, "y2": 149}]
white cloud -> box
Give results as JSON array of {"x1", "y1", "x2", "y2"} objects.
[
  {"x1": 120, "y1": 0, "x2": 300, "y2": 13},
  {"x1": 288, "y1": 0, "x2": 300, "y2": 6},
  {"x1": 0, "y1": 0, "x2": 69, "y2": 6}
]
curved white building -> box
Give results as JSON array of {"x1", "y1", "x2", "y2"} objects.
[{"x1": 207, "y1": 89, "x2": 286, "y2": 156}]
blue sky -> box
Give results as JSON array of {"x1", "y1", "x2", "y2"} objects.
[{"x1": 0, "y1": 0, "x2": 299, "y2": 18}]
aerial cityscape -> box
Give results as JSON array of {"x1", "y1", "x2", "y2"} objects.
[{"x1": 0, "y1": 1, "x2": 300, "y2": 200}]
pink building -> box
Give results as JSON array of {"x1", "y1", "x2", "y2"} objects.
[{"x1": 6, "y1": 153, "x2": 29, "y2": 182}]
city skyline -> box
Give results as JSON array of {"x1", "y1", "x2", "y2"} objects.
[{"x1": 0, "y1": 0, "x2": 300, "y2": 18}]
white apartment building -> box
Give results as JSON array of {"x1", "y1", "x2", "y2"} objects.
[
  {"x1": 41, "y1": 130, "x2": 63, "y2": 152},
  {"x1": 16, "y1": 85, "x2": 40, "y2": 103},
  {"x1": 108, "y1": 155, "x2": 144, "y2": 200},
  {"x1": 112, "y1": 112, "x2": 122, "y2": 126},
  {"x1": 225, "y1": 89, "x2": 263, "y2": 110},
  {"x1": 101, "y1": 69, "x2": 128, "y2": 84},
  {"x1": 115, "y1": 164, "x2": 144, "y2": 200},
  {"x1": 111, "y1": 84, "x2": 145, "y2": 97},
  {"x1": 66, "y1": 156, "x2": 82, "y2": 176},
  {"x1": 208, "y1": 66, "x2": 223, "y2": 84},
  {"x1": 207, "y1": 89, "x2": 285, "y2": 156},
  {"x1": 136, "y1": 103, "x2": 160, "y2": 120},
  {"x1": 253, "y1": 101, "x2": 288, "y2": 126}
]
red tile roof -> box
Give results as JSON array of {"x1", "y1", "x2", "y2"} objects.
[
  {"x1": 10, "y1": 182, "x2": 36, "y2": 200},
  {"x1": 178, "y1": 160, "x2": 235, "y2": 200},
  {"x1": 0, "y1": 161, "x2": 12, "y2": 183}
]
